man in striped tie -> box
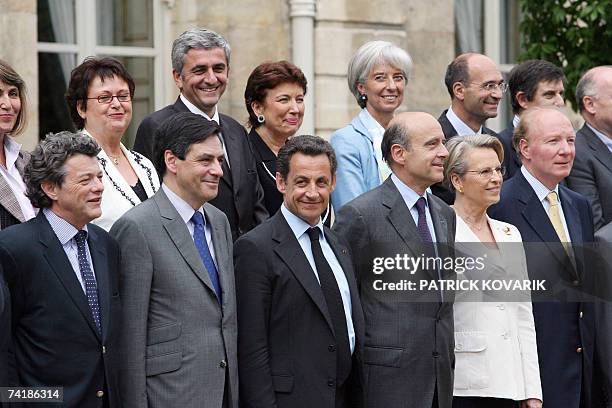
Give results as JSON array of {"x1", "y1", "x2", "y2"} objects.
[{"x1": 0, "y1": 132, "x2": 122, "y2": 407}]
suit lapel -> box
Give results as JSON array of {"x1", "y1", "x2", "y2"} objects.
[
  {"x1": 37, "y1": 214, "x2": 100, "y2": 338},
  {"x1": 438, "y1": 110, "x2": 458, "y2": 139},
  {"x1": 205, "y1": 203, "x2": 231, "y2": 308},
  {"x1": 88, "y1": 226, "x2": 111, "y2": 341},
  {"x1": 271, "y1": 213, "x2": 334, "y2": 332},
  {"x1": 155, "y1": 190, "x2": 219, "y2": 297},
  {"x1": 582, "y1": 125, "x2": 612, "y2": 174},
  {"x1": 218, "y1": 116, "x2": 237, "y2": 189},
  {"x1": 0, "y1": 175, "x2": 24, "y2": 222}
]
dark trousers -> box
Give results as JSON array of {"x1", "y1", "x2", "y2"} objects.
[{"x1": 453, "y1": 396, "x2": 518, "y2": 408}]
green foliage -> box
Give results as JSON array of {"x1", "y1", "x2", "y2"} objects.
[{"x1": 519, "y1": 0, "x2": 612, "y2": 110}]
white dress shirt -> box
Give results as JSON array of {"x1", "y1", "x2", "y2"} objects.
[
  {"x1": 446, "y1": 106, "x2": 483, "y2": 135},
  {"x1": 390, "y1": 173, "x2": 438, "y2": 242}
]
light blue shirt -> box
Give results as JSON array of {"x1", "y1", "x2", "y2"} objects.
[
  {"x1": 43, "y1": 208, "x2": 95, "y2": 293},
  {"x1": 280, "y1": 205, "x2": 356, "y2": 353},
  {"x1": 162, "y1": 184, "x2": 218, "y2": 268},
  {"x1": 446, "y1": 106, "x2": 483, "y2": 135},
  {"x1": 586, "y1": 123, "x2": 612, "y2": 153},
  {"x1": 521, "y1": 166, "x2": 571, "y2": 241},
  {"x1": 390, "y1": 173, "x2": 439, "y2": 242}
]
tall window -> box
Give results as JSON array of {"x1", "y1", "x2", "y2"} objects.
[{"x1": 37, "y1": 0, "x2": 165, "y2": 147}]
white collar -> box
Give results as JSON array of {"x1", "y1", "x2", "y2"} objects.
[
  {"x1": 446, "y1": 106, "x2": 483, "y2": 135},
  {"x1": 180, "y1": 94, "x2": 220, "y2": 125}
]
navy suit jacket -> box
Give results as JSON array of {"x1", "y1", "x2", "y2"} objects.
[
  {"x1": 496, "y1": 123, "x2": 521, "y2": 180},
  {"x1": 0, "y1": 213, "x2": 122, "y2": 407},
  {"x1": 488, "y1": 170, "x2": 596, "y2": 408},
  {"x1": 134, "y1": 97, "x2": 268, "y2": 240}
]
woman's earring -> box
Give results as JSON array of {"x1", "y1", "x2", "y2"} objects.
[
  {"x1": 257, "y1": 114, "x2": 265, "y2": 124},
  {"x1": 458, "y1": 187, "x2": 464, "y2": 193},
  {"x1": 359, "y1": 94, "x2": 368, "y2": 104}
]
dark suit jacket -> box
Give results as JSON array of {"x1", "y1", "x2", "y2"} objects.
[
  {"x1": 248, "y1": 127, "x2": 283, "y2": 216},
  {"x1": 488, "y1": 171, "x2": 596, "y2": 408},
  {"x1": 566, "y1": 124, "x2": 612, "y2": 231},
  {"x1": 333, "y1": 178, "x2": 456, "y2": 408},
  {"x1": 435, "y1": 110, "x2": 498, "y2": 204},
  {"x1": 497, "y1": 122, "x2": 521, "y2": 180},
  {"x1": 0, "y1": 262, "x2": 9, "y2": 388},
  {"x1": 134, "y1": 97, "x2": 268, "y2": 240},
  {"x1": 234, "y1": 211, "x2": 365, "y2": 408},
  {"x1": 0, "y1": 212, "x2": 122, "y2": 407}
]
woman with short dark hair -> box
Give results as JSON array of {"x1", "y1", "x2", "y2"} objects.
[
  {"x1": 0, "y1": 59, "x2": 35, "y2": 229},
  {"x1": 66, "y1": 56, "x2": 159, "y2": 230}
]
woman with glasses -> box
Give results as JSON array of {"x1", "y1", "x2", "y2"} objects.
[
  {"x1": 0, "y1": 60, "x2": 36, "y2": 229},
  {"x1": 244, "y1": 61, "x2": 315, "y2": 217},
  {"x1": 330, "y1": 40, "x2": 412, "y2": 210},
  {"x1": 444, "y1": 134, "x2": 542, "y2": 408},
  {"x1": 66, "y1": 57, "x2": 159, "y2": 230}
]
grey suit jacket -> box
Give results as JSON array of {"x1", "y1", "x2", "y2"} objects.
[
  {"x1": 0, "y1": 149, "x2": 30, "y2": 229},
  {"x1": 566, "y1": 124, "x2": 612, "y2": 231},
  {"x1": 333, "y1": 178, "x2": 456, "y2": 408},
  {"x1": 110, "y1": 189, "x2": 238, "y2": 408}
]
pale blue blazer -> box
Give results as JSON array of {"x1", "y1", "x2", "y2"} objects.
[{"x1": 330, "y1": 114, "x2": 381, "y2": 210}]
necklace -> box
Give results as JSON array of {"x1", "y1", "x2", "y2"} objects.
[{"x1": 108, "y1": 154, "x2": 120, "y2": 165}]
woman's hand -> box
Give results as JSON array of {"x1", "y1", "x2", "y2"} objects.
[{"x1": 520, "y1": 398, "x2": 542, "y2": 408}]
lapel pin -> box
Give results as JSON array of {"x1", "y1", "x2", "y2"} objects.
[{"x1": 503, "y1": 226, "x2": 511, "y2": 235}]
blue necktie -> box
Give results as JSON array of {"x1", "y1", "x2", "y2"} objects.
[
  {"x1": 74, "y1": 230, "x2": 101, "y2": 334},
  {"x1": 415, "y1": 197, "x2": 433, "y2": 243},
  {"x1": 191, "y1": 211, "x2": 222, "y2": 302}
]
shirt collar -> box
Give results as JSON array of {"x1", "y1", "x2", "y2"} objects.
[
  {"x1": 586, "y1": 123, "x2": 612, "y2": 152},
  {"x1": 358, "y1": 108, "x2": 385, "y2": 136},
  {"x1": 520, "y1": 166, "x2": 559, "y2": 203},
  {"x1": 180, "y1": 94, "x2": 220, "y2": 125},
  {"x1": 162, "y1": 183, "x2": 206, "y2": 225},
  {"x1": 280, "y1": 204, "x2": 324, "y2": 241},
  {"x1": 512, "y1": 114, "x2": 520, "y2": 128},
  {"x1": 2, "y1": 135, "x2": 22, "y2": 172},
  {"x1": 390, "y1": 173, "x2": 428, "y2": 211},
  {"x1": 447, "y1": 106, "x2": 483, "y2": 135},
  {"x1": 43, "y1": 208, "x2": 88, "y2": 245}
]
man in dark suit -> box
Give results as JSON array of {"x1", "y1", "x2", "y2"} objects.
[
  {"x1": 112, "y1": 113, "x2": 238, "y2": 408},
  {"x1": 0, "y1": 132, "x2": 121, "y2": 407},
  {"x1": 133, "y1": 28, "x2": 267, "y2": 240},
  {"x1": 0, "y1": 263, "x2": 9, "y2": 388},
  {"x1": 489, "y1": 108, "x2": 596, "y2": 408},
  {"x1": 498, "y1": 60, "x2": 565, "y2": 180},
  {"x1": 234, "y1": 135, "x2": 365, "y2": 408},
  {"x1": 334, "y1": 112, "x2": 456, "y2": 408},
  {"x1": 566, "y1": 66, "x2": 612, "y2": 231},
  {"x1": 435, "y1": 53, "x2": 504, "y2": 203}
]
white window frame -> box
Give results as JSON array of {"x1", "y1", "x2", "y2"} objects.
[{"x1": 37, "y1": 0, "x2": 172, "y2": 110}]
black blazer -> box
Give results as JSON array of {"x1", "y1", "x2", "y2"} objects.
[
  {"x1": 488, "y1": 171, "x2": 596, "y2": 408},
  {"x1": 134, "y1": 97, "x2": 269, "y2": 240},
  {"x1": 434, "y1": 109, "x2": 498, "y2": 204},
  {"x1": 566, "y1": 124, "x2": 612, "y2": 231},
  {"x1": 497, "y1": 122, "x2": 521, "y2": 180},
  {"x1": 234, "y1": 211, "x2": 365, "y2": 408},
  {"x1": 0, "y1": 212, "x2": 122, "y2": 407},
  {"x1": 249, "y1": 127, "x2": 283, "y2": 216},
  {"x1": 0, "y1": 262, "x2": 9, "y2": 388}
]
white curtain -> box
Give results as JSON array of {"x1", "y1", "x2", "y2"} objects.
[
  {"x1": 97, "y1": 0, "x2": 114, "y2": 46},
  {"x1": 48, "y1": 0, "x2": 76, "y2": 84},
  {"x1": 455, "y1": 0, "x2": 483, "y2": 53}
]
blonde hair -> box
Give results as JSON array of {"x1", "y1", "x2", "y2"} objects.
[{"x1": 444, "y1": 134, "x2": 504, "y2": 191}]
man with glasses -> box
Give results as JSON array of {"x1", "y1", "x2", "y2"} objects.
[
  {"x1": 434, "y1": 53, "x2": 505, "y2": 204},
  {"x1": 499, "y1": 60, "x2": 566, "y2": 180}
]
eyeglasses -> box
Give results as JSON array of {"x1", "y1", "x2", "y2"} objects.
[
  {"x1": 465, "y1": 165, "x2": 506, "y2": 179},
  {"x1": 467, "y1": 81, "x2": 508, "y2": 93},
  {"x1": 86, "y1": 94, "x2": 131, "y2": 104}
]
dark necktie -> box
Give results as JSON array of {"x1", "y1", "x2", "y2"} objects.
[
  {"x1": 415, "y1": 197, "x2": 433, "y2": 243},
  {"x1": 74, "y1": 230, "x2": 101, "y2": 334},
  {"x1": 191, "y1": 211, "x2": 222, "y2": 302},
  {"x1": 307, "y1": 227, "x2": 352, "y2": 384}
]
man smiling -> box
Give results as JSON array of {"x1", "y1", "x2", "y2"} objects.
[{"x1": 134, "y1": 28, "x2": 267, "y2": 241}]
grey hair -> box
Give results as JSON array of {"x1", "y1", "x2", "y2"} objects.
[
  {"x1": 171, "y1": 28, "x2": 231, "y2": 75},
  {"x1": 347, "y1": 40, "x2": 413, "y2": 107},
  {"x1": 443, "y1": 134, "x2": 504, "y2": 191},
  {"x1": 576, "y1": 66, "x2": 612, "y2": 112},
  {"x1": 24, "y1": 131, "x2": 100, "y2": 208},
  {"x1": 381, "y1": 122, "x2": 411, "y2": 166}
]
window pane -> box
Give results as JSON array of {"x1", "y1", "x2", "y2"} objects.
[
  {"x1": 97, "y1": 0, "x2": 154, "y2": 47},
  {"x1": 38, "y1": 0, "x2": 76, "y2": 44},
  {"x1": 500, "y1": 0, "x2": 522, "y2": 64},
  {"x1": 455, "y1": 0, "x2": 484, "y2": 54},
  {"x1": 112, "y1": 56, "x2": 155, "y2": 148},
  {"x1": 38, "y1": 53, "x2": 77, "y2": 140}
]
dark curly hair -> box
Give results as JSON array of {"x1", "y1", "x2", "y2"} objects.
[
  {"x1": 244, "y1": 61, "x2": 307, "y2": 128},
  {"x1": 25, "y1": 131, "x2": 100, "y2": 208},
  {"x1": 276, "y1": 135, "x2": 336, "y2": 181},
  {"x1": 65, "y1": 56, "x2": 135, "y2": 129}
]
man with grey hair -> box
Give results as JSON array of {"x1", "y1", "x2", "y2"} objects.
[
  {"x1": 0, "y1": 132, "x2": 122, "y2": 407},
  {"x1": 334, "y1": 112, "x2": 456, "y2": 408},
  {"x1": 434, "y1": 53, "x2": 505, "y2": 204},
  {"x1": 134, "y1": 28, "x2": 267, "y2": 241},
  {"x1": 566, "y1": 66, "x2": 612, "y2": 231}
]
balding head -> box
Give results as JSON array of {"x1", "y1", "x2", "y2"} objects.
[
  {"x1": 382, "y1": 112, "x2": 448, "y2": 194},
  {"x1": 576, "y1": 66, "x2": 612, "y2": 136}
]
